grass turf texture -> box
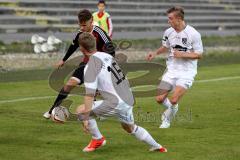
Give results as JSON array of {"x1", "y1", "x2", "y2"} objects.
[{"x1": 0, "y1": 56, "x2": 240, "y2": 160}]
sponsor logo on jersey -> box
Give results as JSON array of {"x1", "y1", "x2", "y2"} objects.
[{"x1": 173, "y1": 45, "x2": 187, "y2": 52}]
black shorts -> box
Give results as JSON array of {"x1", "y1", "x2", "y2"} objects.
[{"x1": 71, "y1": 62, "x2": 86, "y2": 85}]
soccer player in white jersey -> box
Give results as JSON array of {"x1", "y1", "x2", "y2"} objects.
[
  {"x1": 146, "y1": 6, "x2": 203, "y2": 128},
  {"x1": 76, "y1": 32, "x2": 167, "y2": 153}
]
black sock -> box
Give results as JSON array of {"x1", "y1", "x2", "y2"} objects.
[{"x1": 49, "y1": 88, "x2": 69, "y2": 114}]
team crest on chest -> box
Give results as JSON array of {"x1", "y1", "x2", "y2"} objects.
[{"x1": 182, "y1": 38, "x2": 187, "y2": 45}]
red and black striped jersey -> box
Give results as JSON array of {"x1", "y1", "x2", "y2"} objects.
[{"x1": 62, "y1": 25, "x2": 115, "y2": 63}]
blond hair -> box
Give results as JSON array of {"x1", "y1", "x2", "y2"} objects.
[{"x1": 78, "y1": 32, "x2": 96, "y2": 52}]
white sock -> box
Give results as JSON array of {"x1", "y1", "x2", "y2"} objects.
[
  {"x1": 88, "y1": 119, "x2": 103, "y2": 139},
  {"x1": 162, "y1": 98, "x2": 172, "y2": 108},
  {"x1": 161, "y1": 108, "x2": 172, "y2": 122},
  {"x1": 172, "y1": 104, "x2": 179, "y2": 117},
  {"x1": 162, "y1": 104, "x2": 179, "y2": 122},
  {"x1": 131, "y1": 125, "x2": 161, "y2": 149}
]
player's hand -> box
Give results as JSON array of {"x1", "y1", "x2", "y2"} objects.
[
  {"x1": 55, "y1": 60, "x2": 65, "y2": 69},
  {"x1": 146, "y1": 51, "x2": 156, "y2": 61},
  {"x1": 173, "y1": 50, "x2": 184, "y2": 58},
  {"x1": 82, "y1": 120, "x2": 90, "y2": 134}
]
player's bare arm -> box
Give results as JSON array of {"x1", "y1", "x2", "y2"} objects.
[
  {"x1": 146, "y1": 46, "x2": 168, "y2": 61},
  {"x1": 82, "y1": 94, "x2": 95, "y2": 133},
  {"x1": 173, "y1": 50, "x2": 202, "y2": 59},
  {"x1": 55, "y1": 60, "x2": 65, "y2": 68},
  {"x1": 83, "y1": 94, "x2": 94, "y2": 114}
]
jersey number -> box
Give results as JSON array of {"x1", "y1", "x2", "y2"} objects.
[{"x1": 107, "y1": 62, "x2": 125, "y2": 85}]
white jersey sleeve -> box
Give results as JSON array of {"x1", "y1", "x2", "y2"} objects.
[
  {"x1": 84, "y1": 56, "x2": 102, "y2": 95},
  {"x1": 162, "y1": 28, "x2": 173, "y2": 48},
  {"x1": 192, "y1": 32, "x2": 203, "y2": 54}
]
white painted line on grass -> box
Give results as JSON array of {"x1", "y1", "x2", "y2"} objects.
[
  {"x1": 195, "y1": 76, "x2": 240, "y2": 83},
  {"x1": 0, "y1": 76, "x2": 239, "y2": 104},
  {"x1": 0, "y1": 96, "x2": 57, "y2": 104}
]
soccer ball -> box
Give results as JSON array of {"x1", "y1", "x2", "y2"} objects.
[{"x1": 51, "y1": 106, "x2": 70, "y2": 123}]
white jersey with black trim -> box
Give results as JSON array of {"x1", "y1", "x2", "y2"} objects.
[
  {"x1": 162, "y1": 25, "x2": 203, "y2": 79},
  {"x1": 84, "y1": 52, "x2": 134, "y2": 106}
]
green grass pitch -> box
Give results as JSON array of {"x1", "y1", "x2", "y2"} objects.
[{"x1": 0, "y1": 63, "x2": 240, "y2": 160}]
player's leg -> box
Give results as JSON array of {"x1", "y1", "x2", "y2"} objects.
[
  {"x1": 166, "y1": 85, "x2": 186, "y2": 119},
  {"x1": 161, "y1": 78, "x2": 193, "y2": 128},
  {"x1": 120, "y1": 123, "x2": 167, "y2": 152},
  {"x1": 76, "y1": 104, "x2": 103, "y2": 139},
  {"x1": 159, "y1": 87, "x2": 184, "y2": 129},
  {"x1": 43, "y1": 78, "x2": 79, "y2": 118},
  {"x1": 118, "y1": 105, "x2": 167, "y2": 152},
  {"x1": 156, "y1": 87, "x2": 170, "y2": 108},
  {"x1": 50, "y1": 78, "x2": 79, "y2": 111},
  {"x1": 76, "y1": 101, "x2": 106, "y2": 152},
  {"x1": 170, "y1": 78, "x2": 193, "y2": 105},
  {"x1": 168, "y1": 78, "x2": 192, "y2": 116},
  {"x1": 43, "y1": 63, "x2": 85, "y2": 119},
  {"x1": 171, "y1": 78, "x2": 193, "y2": 114},
  {"x1": 156, "y1": 75, "x2": 175, "y2": 128},
  {"x1": 156, "y1": 73, "x2": 174, "y2": 107},
  {"x1": 169, "y1": 85, "x2": 186, "y2": 108}
]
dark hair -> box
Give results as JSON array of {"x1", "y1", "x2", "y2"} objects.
[
  {"x1": 78, "y1": 9, "x2": 93, "y2": 23},
  {"x1": 166, "y1": 6, "x2": 184, "y2": 20},
  {"x1": 98, "y1": 0, "x2": 106, "y2": 5}
]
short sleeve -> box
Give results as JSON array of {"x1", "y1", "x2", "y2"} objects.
[
  {"x1": 162, "y1": 30, "x2": 170, "y2": 48},
  {"x1": 84, "y1": 56, "x2": 102, "y2": 95},
  {"x1": 192, "y1": 32, "x2": 203, "y2": 54}
]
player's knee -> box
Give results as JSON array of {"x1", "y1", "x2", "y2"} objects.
[
  {"x1": 170, "y1": 96, "x2": 179, "y2": 105},
  {"x1": 76, "y1": 105, "x2": 85, "y2": 114},
  {"x1": 121, "y1": 123, "x2": 134, "y2": 133},
  {"x1": 63, "y1": 85, "x2": 72, "y2": 92},
  {"x1": 124, "y1": 127, "x2": 132, "y2": 133},
  {"x1": 63, "y1": 79, "x2": 78, "y2": 92},
  {"x1": 155, "y1": 95, "x2": 165, "y2": 104},
  {"x1": 67, "y1": 78, "x2": 79, "y2": 86}
]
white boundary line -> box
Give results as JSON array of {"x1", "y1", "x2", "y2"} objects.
[
  {"x1": 0, "y1": 76, "x2": 239, "y2": 104},
  {"x1": 0, "y1": 96, "x2": 56, "y2": 104},
  {"x1": 195, "y1": 76, "x2": 240, "y2": 83}
]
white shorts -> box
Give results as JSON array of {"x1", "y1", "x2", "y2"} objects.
[
  {"x1": 159, "y1": 72, "x2": 194, "y2": 90},
  {"x1": 92, "y1": 100, "x2": 134, "y2": 124}
]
